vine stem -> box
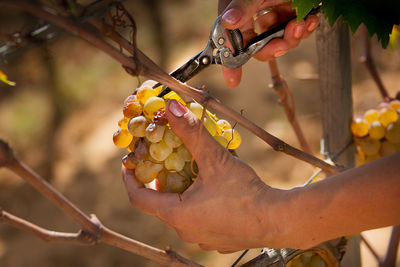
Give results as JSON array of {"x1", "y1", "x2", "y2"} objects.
[
  {"x1": 0, "y1": 140, "x2": 203, "y2": 267},
  {"x1": 1, "y1": 1, "x2": 342, "y2": 174},
  {"x1": 268, "y1": 59, "x2": 312, "y2": 154},
  {"x1": 359, "y1": 26, "x2": 390, "y2": 100}
]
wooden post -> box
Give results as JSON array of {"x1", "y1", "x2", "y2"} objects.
[{"x1": 316, "y1": 15, "x2": 361, "y2": 266}]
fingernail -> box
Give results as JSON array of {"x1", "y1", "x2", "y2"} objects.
[
  {"x1": 273, "y1": 50, "x2": 287, "y2": 58},
  {"x1": 222, "y1": 8, "x2": 242, "y2": 25},
  {"x1": 168, "y1": 100, "x2": 188, "y2": 118},
  {"x1": 294, "y1": 24, "x2": 304, "y2": 39},
  {"x1": 307, "y1": 21, "x2": 318, "y2": 32}
]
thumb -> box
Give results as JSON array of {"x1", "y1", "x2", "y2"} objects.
[{"x1": 165, "y1": 100, "x2": 230, "y2": 170}]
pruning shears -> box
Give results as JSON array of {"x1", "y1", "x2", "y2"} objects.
[{"x1": 158, "y1": 6, "x2": 320, "y2": 97}]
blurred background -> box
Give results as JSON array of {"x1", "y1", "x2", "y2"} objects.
[{"x1": 0, "y1": 1, "x2": 399, "y2": 266}]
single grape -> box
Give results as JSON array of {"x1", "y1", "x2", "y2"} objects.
[
  {"x1": 128, "y1": 116, "x2": 148, "y2": 137},
  {"x1": 149, "y1": 140, "x2": 172, "y2": 161},
  {"x1": 165, "y1": 172, "x2": 191, "y2": 193},
  {"x1": 123, "y1": 94, "x2": 137, "y2": 105},
  {"x1": 203, "y1": 116, "x2": 217, "y2": 136},
  {"x1": 380, "y1": 141, "x2": 398, "y2": 157},
  {"x1": 145, "y1": 123, "x2": 165, "y2": 143},
  {"x1": 136, "y1": 86, "x2": 157, "y2": 105},
  {"x1": 177, "y1": 145, "x2": 192, "y2": 162},
  {"x1": 131, "y1": 138, "x2": 148, "y2": 160},
  {"x1": 113, "y1": 128, "x2": 133, "y2": 148},
  {"x1": 189, "y1": 102, "x2": 203, "y2": 119},
  {"x1": 144, "y1": 160, "x2": 164, "y2": 173},
  {"x1": 143, "y1": 96, "x2": 166, "y2": 120},
  {"x1": 350, "y1": 118, "x2": 369, "y2": 137},
  {"x1": 122, "y1": 152, "x2": 138, "y2": 169},
  {"x1": 164, "y1": 152, "x2": 185, "y2": 171},
  {"x1": 155, "y1": 169, "x2": 168, "y2": 192},
  {"x1": 139, "y1": 79, "x2": 157, "y2": 89},
  {"x1": 118, "y1": 117, "x2": 130, "y2": 130},
  {"x1": 213, "y1": 135, "x2": 229, "y2": 148},
  {"x1": 222, "y1": 128, "x2": 242, "y2": 149},
  {"x1": 135, "y1": 162, "x2": 158, "y2": 184},
  {"x1": 385, "y1": 121, "x2": 400, "y2": 143},
  {"x1": 378, "y1": 107, "x2": 398, "y2": 127},
  {"x1": 368, "y1": 121, "x2": 385, "y2": 139},
  {"x1": 123, "y1": 100, "x2": 143, "y2": 118},
  {"x1": 164, "y1": 127, "x2": 183, "y2": 148},
  {"x1": 363, "y1": 109, "x2": 379, "y2": 125},
  {"x1": 359, "y1": 137, "x2": 381, "y2": 156}
]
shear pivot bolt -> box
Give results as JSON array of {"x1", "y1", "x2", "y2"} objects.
[
  {"x1": 223, "y1": 51, "x2": 230, "y2": 58},
  {"x1": 218, "y1": 37, "x2": 225, "y2": 45},
  {"x1": 201, "y1": 56, "x2": 210, "y2": 65}
]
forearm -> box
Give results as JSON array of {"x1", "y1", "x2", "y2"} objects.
[{"x1": 263, "y1": 152, "x2": 400, "y2": 249}]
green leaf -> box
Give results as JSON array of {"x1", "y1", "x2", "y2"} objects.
[
  {"x1": 321, "y1": 0, "x2": 400, "y2": 48},
  {"x1": 291, "y1": 0, "x2": 321, "y2": 20}
]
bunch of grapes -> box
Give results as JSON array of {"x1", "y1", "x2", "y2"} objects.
[
  {"x1": 351, "y1": 99, "x2": 400, "y2": 165},
  {"x1": 113, "y1": 80, "x2": 241, "y2": 193}
]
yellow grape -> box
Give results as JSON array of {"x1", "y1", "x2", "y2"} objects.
[
  {"x1": 145, "y1": 123, "x2": 165, "y2": 143},
  {"x1": 122, "y1": 152, "x2": 138, "y2": 169},
  {"x1": 164, "y1": 152, "x2": 185, "y2": 171},
  {"x1": 351, "y1": 118, "x2": 369, "y2": 137},
  {"x1": 139, "y1": 79, "x2": 157, "y2": 89},
  {"x1": 135, "y1": 162, "x2": 158, "y2": 184},
  {"x1": 129, "y1": 138, "x2": 148, "y2": 160},
  {"x1": 177, "y1": 145, "x2": 192, "y2": 162},
  {"x1": 203, "y1": 116, "x2": 217, "y2": 136},
  {"x1": 222, "y1": 129, "x2": 242, "y2": 149},
  {"x1": 164, "y1": 127, "x2": 183, "y2": 148},
  {"x1": 113, "y1": 128, "x2": 133, "y2": 148},
  {"x1": 385, "y1": 121, "x2": 400, "y2": 143},
  {"x1": 143, "y1": 96, "x2": 166, "y2": 120},
  {"x1": 359, "y1": 137, "x2": 381, "y2": 156},
  {"x1": 378, "y1": 107, "x2": 398, "y2": 127},
  {"x1": 145, "y1": 160, "x2": 164, "y2": 173},
  {"x1": 136, "y1": 86, "x2": 157, "y2": 105},
  {"x1": 165, "y1": 172, "x2": 191, "y2": 193},
  {"x1": 363, "y1": 109, "x2": 379, "y2": 125},
  {"x1": 123, "y1": 100, "x2": 142, "y2": 118},
  {"x1": 213, "y1": 135, "x2": 229, "y2": 148},
  {"x1": 389, "y1": 99, "x2": 400, "y2": 110},
  {"x1": 380, "y1": 141, "x2": 398, "y2": 157},
  {"x1": 118, "y1": 117, "x2": 130, "y2": 130},
  {"x1": 368, "y1": 121, "x2": 385, "y2": 139},
  {"x1": 128, "y1": 116, "x2": 148, "y2": 137},
  {"x1": 189, "y1": 102, "x2": 204, "y2": 119},
  {"x1": 149, "y1": 140, "x2": 172, "y2": 161},
  {"x1": 123, "y1": 94, "x2": 136, "y2": 105}
]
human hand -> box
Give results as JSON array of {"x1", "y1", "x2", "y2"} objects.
[
  {"x1": 122, "y1": 99, "x2": 284, "y2": 252},
  {"x1": 218, "y1": 0, "x2": 319, "y2": 88}
]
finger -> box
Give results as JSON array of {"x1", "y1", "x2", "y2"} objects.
[
  {"x1": 283, "y1": 18, "x2": 306, "y2": 49},
  {"x1": 305, "y1": 15, "x2": 319, "y2": 34},
  {"x1": 122, "y1": 166, "x2": 177, "y2": 216},
  {"x1": 221, "y1": 66, "x2": 242, "y2": 88},
  {"x1": 252, "y1": 38, "x2": 289, "y2": 61},
  {"x1": 165, "y1": 100, "x2": 232, "y2": 170}
]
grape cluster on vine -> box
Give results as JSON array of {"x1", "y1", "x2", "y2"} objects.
[{"x1": 113, "y1": 80, "x2": 242, "y2": 193}]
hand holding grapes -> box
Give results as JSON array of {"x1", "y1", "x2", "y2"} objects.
[
  {"x1": 218, "y1": 0, "x2": 319, "y2": 88},
  {"x1": 122, "y1": 99, "x2": 284, "y2": 252}
]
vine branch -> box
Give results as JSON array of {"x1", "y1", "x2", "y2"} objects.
[
  {"x1": 1, "y1": 0, "x2": 341, "y2": 175},
  {"x1": 0, "y1": 140, "x2": 203, "y2": 267},
  {"x1": 268, "y1": 59, "x2": 312, "y2": 154}
]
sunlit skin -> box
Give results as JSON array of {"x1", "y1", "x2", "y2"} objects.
[
  {"x1": 218, "y1": 0, "x2": 319, "y2": 88},
  {"x1": 122, "y1": 100, "x2": 400, "y2": 253}
]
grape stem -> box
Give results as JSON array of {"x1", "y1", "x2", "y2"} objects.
[{"x1": 0, "y1": 140, "x2": 203, "y2": 267}]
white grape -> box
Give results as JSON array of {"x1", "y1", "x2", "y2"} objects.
[
  {"x1": 149, "y1": 140, "x2": 172, "y2": 161},
  {"x1": 164, "y1": 152, "x2": 185, "y2": 172},
  {"x1": 145, "y1": 123, "x2": 165, "y2": 143},
  {"x1": 128, "y1": 116, "x2": 148, "y2": 137}
]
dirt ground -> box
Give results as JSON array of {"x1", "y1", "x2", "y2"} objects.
[{"x1": 0, "y1": 1, "x2": 399, "y2": 267}]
